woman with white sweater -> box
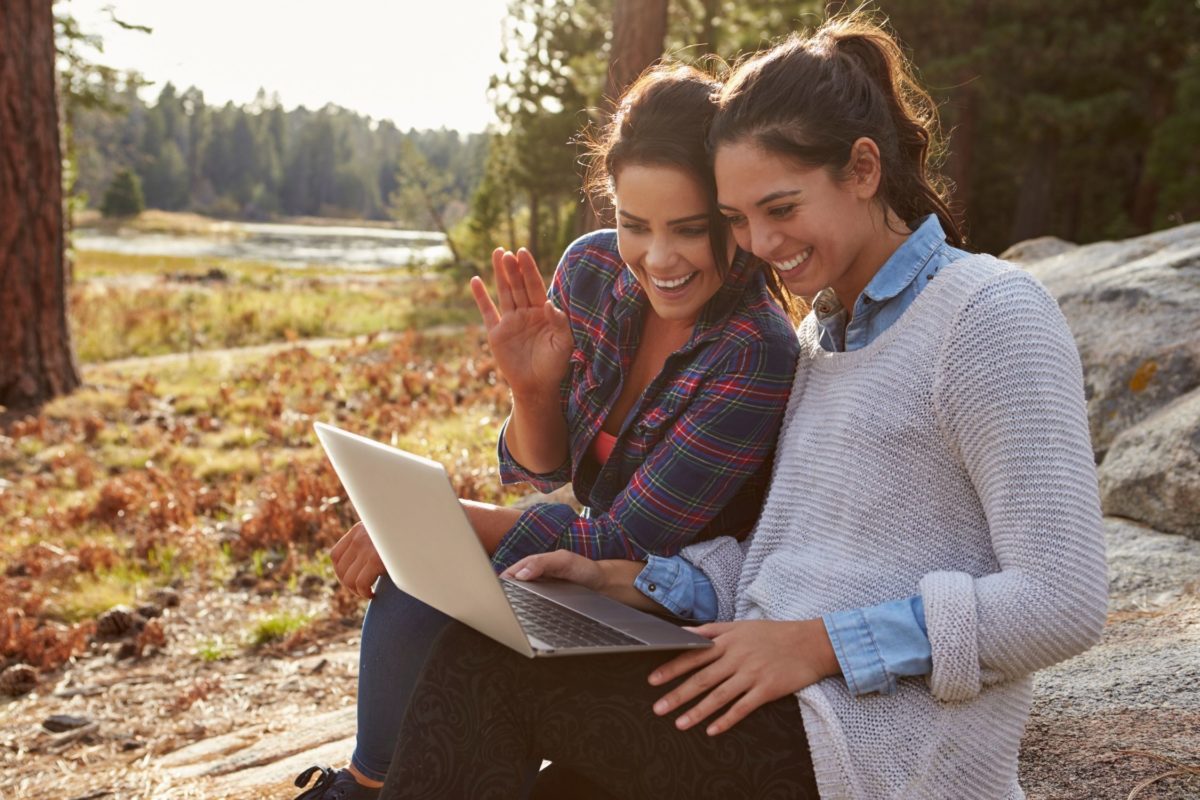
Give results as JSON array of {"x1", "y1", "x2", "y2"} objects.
[{"x1": 379, "y1": 12, "x2": 1108, "y2": 799}]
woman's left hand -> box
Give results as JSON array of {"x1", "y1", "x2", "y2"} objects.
[{"x1": 648, "y1": 619, "x2": 841, "y2": 736}]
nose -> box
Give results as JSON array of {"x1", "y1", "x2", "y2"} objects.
[
  {"x1": 748, "y1": 223, "x2": 780, "y2": 260},
  {"x1": 644, "y1": 235, "x2": 676, "y2": 272}
]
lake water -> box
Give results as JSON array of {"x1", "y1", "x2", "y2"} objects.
[{"x1": 74, "y1": 221, "x2": 452, "y2": 271}]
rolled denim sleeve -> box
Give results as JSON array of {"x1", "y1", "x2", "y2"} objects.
[
  {"x1": 634, "y1": 555, "x2": 718, "y2": 621},
  {"x1": 823, "y1": 595, "x2": 931, "y2": 697}
]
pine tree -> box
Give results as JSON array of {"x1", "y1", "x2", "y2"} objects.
[
  {"x1": 101, "y1": 168, "x2": 145, "y2": 217},
  {"x1": 1, "y1": 0, "x2": 80, "y2": 409}
]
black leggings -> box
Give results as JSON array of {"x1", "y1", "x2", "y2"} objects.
[{"x1": 381, "y1": 621, "x2": 819, "y2": 800}]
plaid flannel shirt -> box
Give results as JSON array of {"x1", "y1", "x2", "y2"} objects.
[{"x1": 490, "y1": 229, "x2": 799, "y2": 571}]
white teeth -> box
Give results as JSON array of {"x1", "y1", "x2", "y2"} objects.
[
  {"x1": 651, "y1": 272, "x2": 696, "y2": 290},
  {"x1": 772, "y1": 247, "x2": 813, "y2": 272}
]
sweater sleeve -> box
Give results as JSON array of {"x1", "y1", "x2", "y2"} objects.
[{"x1": 925, "y1": 269, "x2": 1108, "y2": 702}]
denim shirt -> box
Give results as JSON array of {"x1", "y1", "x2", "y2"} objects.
[{"x1": 637, "y1": 215, "x2": 970, "y2": 696}]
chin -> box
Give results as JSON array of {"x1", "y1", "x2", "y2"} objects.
[{"x1": 649, "y1": 304, "x2": 696, "y2": 322}]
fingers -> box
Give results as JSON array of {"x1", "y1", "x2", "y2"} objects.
[
  {"x1": 515, "y1": 248, "x2": 548, "y2": 307},
  {"x1": 501, "y1": 550, "x2": 597, "y2": 588},
  {"x1": 501, "y1": 554, "x2": 545, "y2": 581},
  {"x1": 492, "y1": 247, "x2": 516, "y2": 314},
  {"x1": 469, "y1": 276, "x2": 501, "y2": 329},
  {"x1": 648, "y1": 623, "x2": 725, "y2": 684},
  {"x1": 704, "y1": 688, "x2": 768, "y2": 736},
  {"x1": 330, "y1": 523, "x2": 382, "y2": 599},
  {"x1": 343, "y1": 547, "x2": 383, "y2": 599},
  {"x1": 652, "y1": 653, "x2": 729, "y2": 718},
  {"x1": 649, "y1": 641, "x2": 722, "y2": 689},
  {"x1": 672, "y1": 673, "x2": 746, "y2": 731},
  {"x1": 330, "y1": 522, "x2": 361, "y2": 564}
]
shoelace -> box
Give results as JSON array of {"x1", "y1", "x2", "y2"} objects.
[{"x1": 293, "y1": 765, "x2": 338, "y2": 799}]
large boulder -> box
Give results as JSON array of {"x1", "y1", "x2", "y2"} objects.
[
  {"x1": 1099, "y1": 387, "x2": 1200, "y2": 540},
  {"x1": 1020, "y1": 518, "x2": 1200, "y2": 798},
  {"x1": 1005, "y1": 222, "x2": 1200, "y2": 460}
]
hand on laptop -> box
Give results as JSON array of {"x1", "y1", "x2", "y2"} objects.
[
  {"x1": 331, "y1": 521, "x2": 385, "y2": 599},
  {"x1": 503, "y1": 549, "x2": 605, "y2": 590},
  {"x1": 502, "y1": 551, "x2": 657, "y2": 613}
]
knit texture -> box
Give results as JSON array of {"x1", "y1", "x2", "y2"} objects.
[{"x1": 682, "y1": 255, "x2": 1108, "y2": 800}]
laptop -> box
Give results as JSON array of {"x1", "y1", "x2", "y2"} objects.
[{"x1": 314, "y1": 422, "x2": 713, "y2": 657}]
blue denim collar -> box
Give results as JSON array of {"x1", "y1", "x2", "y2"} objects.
[{"x1": 861, "y1": 215, "x2": 947, "y2": 304}]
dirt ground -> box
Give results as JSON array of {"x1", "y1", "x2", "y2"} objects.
[
  {"x1": 3, "y1": 569, "x2": 1198, "y2": 799},
  {"x1": 0, "y1": 577, "x2": 363, "y2": 800}
]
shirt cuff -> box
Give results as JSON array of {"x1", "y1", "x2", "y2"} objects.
[
  {"x1": 634, "y1": 555, "x2": 718, "y2": 621},
  {"x1": 823, "y1": 595, "x2": 931, "y2": 697},
  {"x1": 489, "y1": 503, "x2": 579, "y2": 572},
  {"x1": 496, "y1": 417, "x2": 571, "y2": 490}
]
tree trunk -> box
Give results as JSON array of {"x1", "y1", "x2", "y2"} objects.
[
  {"x1": 1009, "y1": 135, "x2": 1059, "y2": 245},
  {"x1": 0, "y1": 1, "x2": 80, "y2": 411},
  {"x1": 604, "y1": 0, "x2": 670, "y2": 109},
  {"x1": 1129, "y1": 79, "x2": 1173, "y2": 231},
  {"x1": 699, "y1": 0, "x2": 719, "y2": 56},
  {"x1": 528, "y1": 189, "x2": 540, "y2": 263},
  {"x1": 944, "y1": 83, "x2": 976, "y2": 242},
  {"x1": 578, "y1": 0, "x2": 670, "y2": 234}
]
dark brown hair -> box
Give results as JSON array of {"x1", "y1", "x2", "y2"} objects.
[
  {"x1": 710, "y1": 11, "x2": 965, "y2": 248},
  {"x1": 584, "y1": 64, "x2": 801, "y2": 317}
]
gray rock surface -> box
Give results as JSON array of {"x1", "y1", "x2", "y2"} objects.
[
  {"x1": 1020, "y1": 518, "x2": 1200, "y2": 799},
  {"x1": 1100, "y1": 388, "x2": 1200, "y2": 539},
  {"x1": 1017, "y1": 222, "x2": 1200, "y2": 459},
  {"x1": 1000, "y1": 235, "x2": 1079, "y2": 263}
]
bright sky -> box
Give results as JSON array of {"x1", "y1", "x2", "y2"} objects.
[{"x1": 65, "y1": 0, "x2": 510, "y2": 132}]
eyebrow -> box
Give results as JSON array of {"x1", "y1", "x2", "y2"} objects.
[
  {"x1": 618, "y1": 210, "x2": 710, "y2": 225},
  {"x1": 717, "y1": 189, "x2": 803, "y2": 212}
]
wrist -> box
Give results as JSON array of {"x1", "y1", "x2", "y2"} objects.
[
  {"x1": 509, "y1": 386, "x2": 561, "y2": 411},
  {"x1": 810, "y1": 618, "x2": 842, "y2": 679},
  {"x1": 596, "y1": 559, "x2": 641, "y2": 594}
]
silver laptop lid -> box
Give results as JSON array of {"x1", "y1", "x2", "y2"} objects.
[{"x1": 313, "y1": 422, "x2": 533, "y2": 657}]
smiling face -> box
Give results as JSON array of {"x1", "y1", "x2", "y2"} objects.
[
  {"x1": 613, "y1": 164, "x2": 727, "y2": 328},
  {"x1": 713, "y1": 138, "x2": 897, "y2": 306}
]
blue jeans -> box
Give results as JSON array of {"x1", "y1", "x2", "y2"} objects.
[{"x1": 350, "y1": 575, "x2": 452, "y2": 782}]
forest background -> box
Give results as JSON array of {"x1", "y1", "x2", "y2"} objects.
[{"x1": 69, "y1": 0, "x2": 1200, "y2": 264}]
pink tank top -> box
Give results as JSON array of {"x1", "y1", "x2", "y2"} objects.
[{"x1": 591, "y1": 430, "x2": 617, "y2": 465}]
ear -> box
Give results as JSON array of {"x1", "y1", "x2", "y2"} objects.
[{"x1": 846, "y1": 137, "x2": 883, "y2": 200}]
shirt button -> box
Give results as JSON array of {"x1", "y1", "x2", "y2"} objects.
[{"x1": 647, "y1": 583, "x2": 658, "y2": 593}]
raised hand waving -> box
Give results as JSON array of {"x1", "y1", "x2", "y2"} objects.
[{"x1": 470, "y1": 247, "x2": 573, "y2": 401}]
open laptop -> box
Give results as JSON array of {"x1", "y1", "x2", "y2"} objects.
[{"x1": 314, "y1": 422, "x2": 712, "y2": 657}]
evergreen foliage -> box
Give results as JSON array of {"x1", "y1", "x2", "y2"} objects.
[
  {"x1": 70, "y1": 82, "x2": 488, "y2": 228},
  {"x1": 64, "y1": 1, "x2": 1198, "y2": 258},
  {"x1": 100, "y1": 168, "x2": 145, "y2": 217}
]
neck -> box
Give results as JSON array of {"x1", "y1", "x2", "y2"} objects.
[
  {"x1": 833, "y1": 211, "x2": 911, "y2": 317},
  {"x1": 643, "y1": 308, "x2": 695, "y2": 348}
]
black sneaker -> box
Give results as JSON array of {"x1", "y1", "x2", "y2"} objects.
[{"x1": 292, "y1": 765, "x2": 381, "y2": 800}]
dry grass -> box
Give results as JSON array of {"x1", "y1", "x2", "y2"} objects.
[
  {"x1": 0, "y1": 327, "x2": 519, "y2": 681},
  {"x1": 69, "y1": 250, "x2": 475, "y2": 363}
]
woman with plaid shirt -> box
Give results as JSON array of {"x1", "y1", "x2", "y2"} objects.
[{"x1": 294, "y1": 65, "x2": 799, "y2": 799}]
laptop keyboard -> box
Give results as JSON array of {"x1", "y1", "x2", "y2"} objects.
[{"x1": 502, "y1": 580, "x2": 643, "y2": 649}]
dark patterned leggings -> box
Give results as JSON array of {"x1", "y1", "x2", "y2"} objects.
[{"x1": 380, "y1": 621, "x2": 819, "y2": 800}]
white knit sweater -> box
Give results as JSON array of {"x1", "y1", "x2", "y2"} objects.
[{"x1": 682, "y1": 255, "x2": 1108, "y2": 800}]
